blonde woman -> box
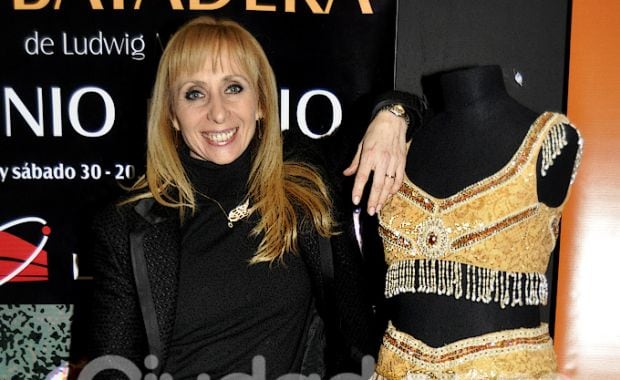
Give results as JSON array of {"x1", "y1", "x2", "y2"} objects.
[{"x1": 84, "y1": 16, "x2": 423, "y2": 378}]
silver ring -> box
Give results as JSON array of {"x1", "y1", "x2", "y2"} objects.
[{"x1": 385, "y1": 174, "x2": 396, "y2": 179}]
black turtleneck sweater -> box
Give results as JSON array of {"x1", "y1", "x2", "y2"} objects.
[{"x1": 164, "y1": 146, "x2": 313, "y2": 379}]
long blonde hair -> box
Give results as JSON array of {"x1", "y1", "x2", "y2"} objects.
[{"x1": 127, "y1": 16, "x2": 334, "y2": 263}]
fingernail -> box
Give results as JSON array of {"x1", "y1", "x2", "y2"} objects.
[
  {"x1": 376, "y1": 204, "x2": 382, "y2": 213},
  {"x1": 353, "y1": 196, "x2": 360, "y2": 205},
  {"x1": 368, "y1": 207, "x2": 375, "y2": 216}
]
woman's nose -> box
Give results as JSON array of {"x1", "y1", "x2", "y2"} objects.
[{"x1": 207, "y1": 94, "x2": 227, "y2": 124}]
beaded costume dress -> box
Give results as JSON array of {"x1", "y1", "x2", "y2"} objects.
[{"x1": 373, "y1": 111, "x2": 583, "y2": 379}]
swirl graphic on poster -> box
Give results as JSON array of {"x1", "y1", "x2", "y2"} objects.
[{"x1": 0, "y1": 216, "x2": 50, "y2": 285}]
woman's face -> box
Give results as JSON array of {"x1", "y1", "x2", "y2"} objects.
[{"x1": 172, "y1": 54, "x2": 259, "y2": 165}]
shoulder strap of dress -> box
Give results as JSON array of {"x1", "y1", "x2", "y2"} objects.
[{"x1": 537, "y1": 112, "x2": 569, "y2": 175}]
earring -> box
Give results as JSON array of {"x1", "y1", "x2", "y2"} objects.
[
  {"x1": 173, "y1": 127, "x2": 180, "y2": 147},
  {"x1": 256, "y1": 119, "x2": 263, "y2": 140}
]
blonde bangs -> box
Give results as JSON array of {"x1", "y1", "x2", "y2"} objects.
[{"x1": 165, "y1": 22, "x2": 262, "y2": 102}]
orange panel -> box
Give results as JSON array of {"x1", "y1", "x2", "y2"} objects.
[{"x1": 555, "y1": 1, "x2": 620, "y2": 379}]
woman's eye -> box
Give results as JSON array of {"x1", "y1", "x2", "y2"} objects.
[
  {"x1": 225, "y1": 84, "x2": 243, "y2": 94},
  {"x1": 184, "y1": 89, "x2": 203, "y2": 100}
]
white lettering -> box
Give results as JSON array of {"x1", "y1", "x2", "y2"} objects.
[
  {"x1": 280, "y1": 88, "x2": 290, "y2": 131},
  {"x1": 75, "y1": 354, "x2": 375, "y2": 380},
  {"x1": 0, "y1": 167, "x2": 8, "y2": 183},
  {"x1": 296, "y1": 89, "x2": 342, "y2": 139},
  {"x1": 3, "y1": 86, "x2": 116, "y2": 137},
  {"x1": 221, "y1": 355, "x2": 265, "y2": 379},
  {"x1": 4, "y1": 87, "x2": 44, "y2": 137},
  {"x1": 11, "y1": 163, "x2": 76, "y2": 180},
  {"x1": 62, "y1": 31, "x2": 145, "y2": 61},
  {"x1": 51, "y1": 87, "x2": 62, "y2": 136},
  {"x1": 129, "y1": 34, "x2": 146, "y2": 60},
  {"x1": 77, "y1": 355, "x2": 141, "y2": 380},
  {"x1": 24, "y1": 31, "x2": 55, "y2": 55},
  {"x1": 68, "y1": 87, "x2": 115, "y2": 137}
]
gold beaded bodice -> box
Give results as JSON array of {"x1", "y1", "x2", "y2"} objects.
[{"x1": 379, "y1": 112, "x2": 582, "y2": 308}]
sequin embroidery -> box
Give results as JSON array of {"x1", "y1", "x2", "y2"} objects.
[{"x1": 379, "y1": 112, "x2": 582, "y2": 305}]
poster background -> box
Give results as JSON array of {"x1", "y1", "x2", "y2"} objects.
[
  {"x1": 0, "y1": 1, "x2": 397, "y2": 377},
  {"x1": 0, "y1": 1, "x2": 396, "y2": 301}
]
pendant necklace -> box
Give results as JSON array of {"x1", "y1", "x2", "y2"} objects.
[{"x1": 203, "y1": 195, "x2": 250, "y2": 228}]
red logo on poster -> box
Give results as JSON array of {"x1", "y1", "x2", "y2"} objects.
[{"x1": 0, "y1": 217, "x2": 49, "y2": 285}]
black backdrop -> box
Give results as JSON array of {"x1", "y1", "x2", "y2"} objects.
[
  {"x1": 0, "y1": 2, "x2": 397, "y2": 377},
  {"x1": 0, "y1": 1, "x2": 397, "y2": 302},
  {"x1": 395, "y1": 0, "x2": 570, "y2": 112}
]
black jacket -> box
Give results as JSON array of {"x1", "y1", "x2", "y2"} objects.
[
  {"x1": 85, "y1": 181, "x2": 376, "y2": 378},
  {"x1": 82, "y1": 90, "x2": 429, "y2": 377}
]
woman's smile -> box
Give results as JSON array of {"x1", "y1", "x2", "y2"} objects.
[{"x1": 202, "y1": 127, "x2": 238, "y2": 145}]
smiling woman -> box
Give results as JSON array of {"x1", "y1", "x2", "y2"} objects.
[
  {"x1": 172, "y1": 62, "x2": 259, "y2": 165},
  {"x1": 169, "y1": 24, "x2": 265, "y2": 166},
  {"x1": 79, "y1": 16, "x2": 426, "y2": 379}
]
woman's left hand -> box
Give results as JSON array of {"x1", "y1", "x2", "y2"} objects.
[{"x1": 343, "y1": 110, "x2": 408, "y2": 216}]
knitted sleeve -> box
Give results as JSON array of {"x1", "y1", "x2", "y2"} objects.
[{"x1": 85, "y1": 204, "x2": 148, "y2": 371}]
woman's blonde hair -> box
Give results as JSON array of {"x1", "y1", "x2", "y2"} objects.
[{"x1": 127, "y1": 16, "x2": 333, "y2": 263}]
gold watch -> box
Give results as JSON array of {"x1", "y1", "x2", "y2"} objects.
[{"x1": 381, "y1": 103, "x2": 410, "y2": 126}]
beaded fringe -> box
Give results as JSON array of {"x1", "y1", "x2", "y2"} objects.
[
  {"x1": 541, "y1": 123, "x2": 568, "y2": 177},
  {"x1": 570, "y1": 129, "x2": 584, "y2": 185},
  {"x1": 385, "y1": 260, "x2": 548, "y2": 309}
]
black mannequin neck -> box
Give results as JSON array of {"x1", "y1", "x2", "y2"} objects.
[
  {"x1": 440, "y1": 65, "x2": 512, "y2": 113},
  {"x1": 406, "y1": 65, "x2": 537, "y2": 199}
]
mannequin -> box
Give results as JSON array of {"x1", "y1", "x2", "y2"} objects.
[
  {"x1": 371, "y1": 65, "x2": 583, "y2": 379},
  {"x1": 407, "y1": 65, "x2": 578, "y2": 205},
  {"x1": 391, "y1": 65, "x2": 581, "y2": 346}
]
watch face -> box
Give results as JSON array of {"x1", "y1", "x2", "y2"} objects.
[{"x1": 391, "y1": 104, "x2": 406, "y2": 116}]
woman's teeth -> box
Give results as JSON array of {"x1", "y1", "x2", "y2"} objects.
[{"x1": 205, "y1": 128, "x2": 236, "y2": 144}]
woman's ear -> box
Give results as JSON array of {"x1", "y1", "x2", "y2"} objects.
[{"x1": 171, "y1": 118, "x2": 180, "y2": 131}]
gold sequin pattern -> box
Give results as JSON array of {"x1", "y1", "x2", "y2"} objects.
[
  {"x1": 379, "y1": 112, "x2": 579, "y2": 276},
  {"x1": 374, "y1": 322, "x2": 557, "y2": 379},
  {"x1": 451, "y1": 204, "x2": 539, "y2": 250}
]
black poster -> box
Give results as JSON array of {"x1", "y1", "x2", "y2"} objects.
[
  {"x1": 0, "y1": 2, "x2": 396, "y2": 377},
  {"x1": 0, "y1": 0, "x2": 396, "y2": 302}
]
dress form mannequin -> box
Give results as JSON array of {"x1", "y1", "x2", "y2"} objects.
[
  {"x1": 407, "y1": 65, "x2": 579, "y2": 205},
  {"x1": 390, "y1": 65, "x2": 581, "y2": 347}
]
